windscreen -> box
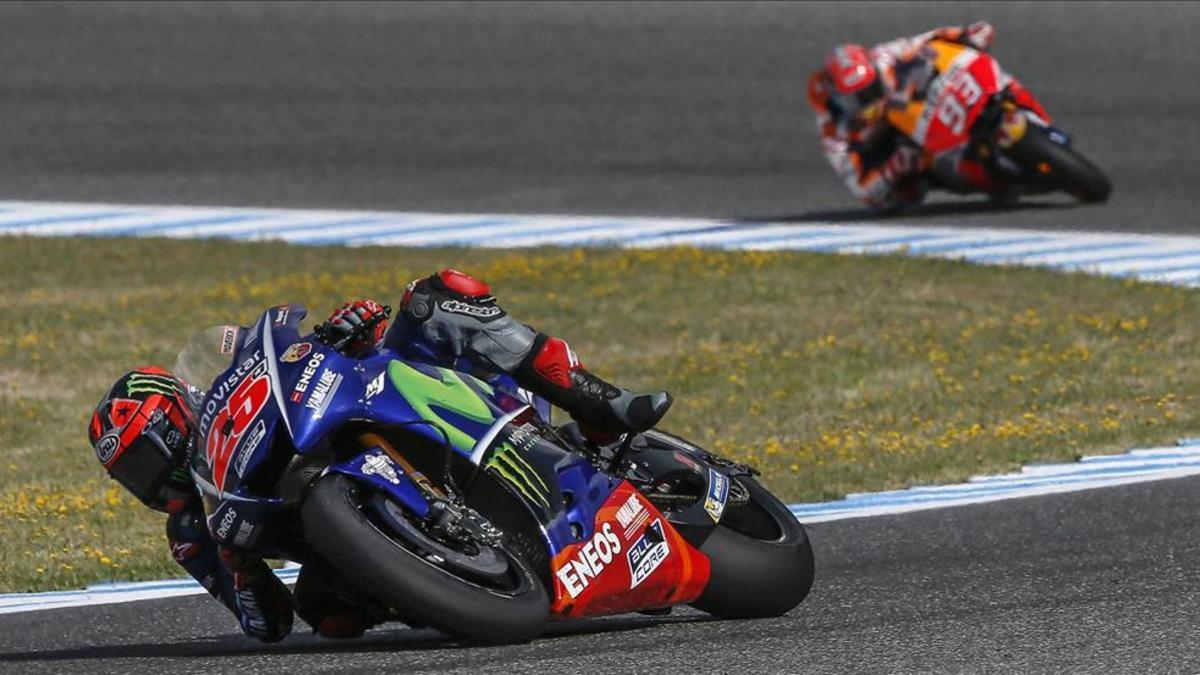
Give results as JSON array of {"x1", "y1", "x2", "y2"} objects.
[{"x1": 172, "y1": 325, "x2": 243, "y2": 392}]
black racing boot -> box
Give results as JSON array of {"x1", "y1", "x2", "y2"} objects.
[{"x1": 515, "y1": 334, "x2": 672, "y2": 435}]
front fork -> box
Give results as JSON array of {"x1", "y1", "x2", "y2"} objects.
[{"x1": 326, "y1": 433, "x2": 501, "y2": 547}]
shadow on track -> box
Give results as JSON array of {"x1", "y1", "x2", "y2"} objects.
[
  {"x1": 740, "y1": 197, "x2": 1074, "y2": 225},
  {"x1": 0, "y1": 613, "x2": 711, "y2": 663}
]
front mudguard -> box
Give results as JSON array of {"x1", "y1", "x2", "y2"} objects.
[{"x1": 325, "y1": 450, "x2": 431, "y2": 519}]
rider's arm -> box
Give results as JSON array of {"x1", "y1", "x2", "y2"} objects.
[
  {"x1": 820, "y1": 131, "x2": 892, "y2": 209},
  {"x1": 808, "y1": 72, "x2": 911, "y2": 212},
  {"x1": 166, "y1": 496, "x2": 294, "y2": 642},
  {"x1": 315, "y1": 300, "x2": 390, "y2": 358},
  {"x1": 819, "y1": 127, "x2": 924, "y2": 212},
  {"x1": 874, "y1": 21, "x2": 995, "y2": 60}
]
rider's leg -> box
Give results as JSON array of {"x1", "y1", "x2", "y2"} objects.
[
  {"x1": 167, "y1": 498, "x2": 295, "y2": 642},
  {"x1": 386, "y1": 269, "x2": 671, "y2": 435},
  {"x1": 293, "y1": 561, "x2": 375, "y2": 639},
  {"x1": 931, "y1": 148, "x2": 1006, "y2": 196}
]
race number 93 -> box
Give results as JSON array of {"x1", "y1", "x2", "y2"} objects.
[{"x1": 935, "y1": 70, "x2": 984, "y2": 136}]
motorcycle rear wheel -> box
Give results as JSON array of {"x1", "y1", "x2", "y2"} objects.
[
  {"x1": 690, "y1": 475, "x2": 815, "y2": 619},
  {"x1": 1009, "y1": 126, "x2": 1111, "y2": 203},
  {"x1": 301, "y1": 473, "x2": 548, "y2": 644}
]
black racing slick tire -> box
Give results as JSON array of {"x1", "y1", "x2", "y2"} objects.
[
  {"x1": 300, "y1": 474, "x2": 548, "y2": 644},
  {"x1": 691, "y1": 477, "x2": 815, "y2": 619},
  {"x1": 1009, "y1": 126, "x2": 1112, "y2": 203}
]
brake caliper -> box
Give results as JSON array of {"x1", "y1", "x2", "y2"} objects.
[{"x1": 426, "y1": 500, "x2": 504, "y2": 548}]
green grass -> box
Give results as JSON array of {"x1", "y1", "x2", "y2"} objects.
[{"x1": 2, "y1": 235, "x2": 1198, "y2": 592}]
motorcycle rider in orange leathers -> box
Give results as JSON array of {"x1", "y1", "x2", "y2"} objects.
[{"x1": 807, "y1": 21, "x2": 1051, "y2": 211}]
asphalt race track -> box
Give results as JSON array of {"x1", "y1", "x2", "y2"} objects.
[
  {"x1": 0, "y1": 2, "x2": 1197, "y2": 233},
  {"x1": 5, "y1": 475, "x2": 1200, "y2": 673},
  {"x1": 3, "y1": 2, "x2": 1200, "y2": 672}
]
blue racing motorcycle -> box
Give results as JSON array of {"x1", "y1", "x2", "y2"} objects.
[{"x1": 189, "y1": 305, "x2": 814, "y2": 643}]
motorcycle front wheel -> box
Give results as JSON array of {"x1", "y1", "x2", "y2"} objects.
[
  {"x1": 300, "y1": 473, "x2": 548, "y2": 644},
  {"x1": 1008, "y1": 126, "x2": 1112, "y2": 203}
]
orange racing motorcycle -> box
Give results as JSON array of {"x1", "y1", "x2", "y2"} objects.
[{"x1": 887, "y1": 39, "x2": 1111, "y2": 203}]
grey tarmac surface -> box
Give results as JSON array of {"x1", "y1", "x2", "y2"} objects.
[
  {"x1": 3, "y1": 474, "x2": 1200, "y2": 673},
  {"x1": 3, "y1": 2, "x2": 1200, "y2": 673},
  {"x1": 0, "y1": 1, "x2": 1196, "y2": 232}
]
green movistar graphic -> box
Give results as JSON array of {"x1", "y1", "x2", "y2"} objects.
[
  {"x1": 485, "y1": 441, "x2": 550, "y2": 508},
  {"x1": 386, "y1": 360, "x2": 497, "y2": 452},
  {"x1": 126, "y1": 373, "x2": 180, "y2": 396}
]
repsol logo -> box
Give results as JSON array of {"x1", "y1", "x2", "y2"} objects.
[{"x1": 555, "y1": 522, "x2": 622, "y2": 599}]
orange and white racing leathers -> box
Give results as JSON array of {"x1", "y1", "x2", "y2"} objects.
[{"x1": 807, "y1": 22, "x2": 1048, "y2": 210}]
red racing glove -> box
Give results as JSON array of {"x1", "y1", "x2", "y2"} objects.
[{"x1": 319, "y1": 299, "x2": 390, "y2": 357}]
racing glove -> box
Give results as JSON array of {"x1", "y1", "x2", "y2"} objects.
[
  {"x1": 962, "y1": 21, "x2": 995, "y2": 52},
  {"x1": 316, "y1": 299, "x2": 390, "y2": 357}
]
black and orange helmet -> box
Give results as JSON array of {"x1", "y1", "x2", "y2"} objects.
[{"x1": 88, "y1": 367, "x2": 197, "y2": 512}]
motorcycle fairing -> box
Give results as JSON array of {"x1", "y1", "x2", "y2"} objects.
[
  {"x1": 203, "y1": 495, "x2": 278, "y2": 550},
  {"x1": 548, "y1": 481, "x2": 710, "y2": 618},
  {"x1": 475, "y1": 419, "x2": 621, "y2": 558},
  {"x1": 886, "y1": 40, "x2": 1002, "y2": 155},
  {"x1": 383, "y1": 359, "x2": 499, "y2": 453},
  {"x1": 195, "y1": 307, "x2": 561, "y2": 543},
  {"x1": 619, "y1": 431, "x2": 742, "y2": 549},
  {"x1": 192, "y1": 307, "x2": 304, "y2": 547}
]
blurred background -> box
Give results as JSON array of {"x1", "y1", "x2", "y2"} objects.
[{"x1": 0, "y1": 1, "x2": 1194, "y2": 231}]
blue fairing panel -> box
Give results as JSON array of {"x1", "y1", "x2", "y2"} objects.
[{"x1": 328, "y1": 450, "x2": 431, "y2": 518}]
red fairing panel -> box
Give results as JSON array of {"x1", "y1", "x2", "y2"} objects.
[
  {"x1": 549, "y1": 481, "x2": 710, "y2": 619},
  {"x1": 924, "y1": 51, "x2": 1001, "y2": 155}
]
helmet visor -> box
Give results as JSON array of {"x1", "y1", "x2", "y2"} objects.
[
  {"x1": 832, "y1": 76, "x2": 884, "y2": 115},
  {"x1": 108, "y1": 432, "x2": 175, "y2": 510}
]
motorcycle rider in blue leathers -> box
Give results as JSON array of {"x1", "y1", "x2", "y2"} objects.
[{"x1": 88, "y1": 269, "x2": 671, "y2": 641}]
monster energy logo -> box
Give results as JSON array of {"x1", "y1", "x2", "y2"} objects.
[
  {"x1": 126, "y1": 372, "x2": 180, "y2": 396},
  {"x1": 486, "y1": 442, "x2": 549, "y2": 508}
]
